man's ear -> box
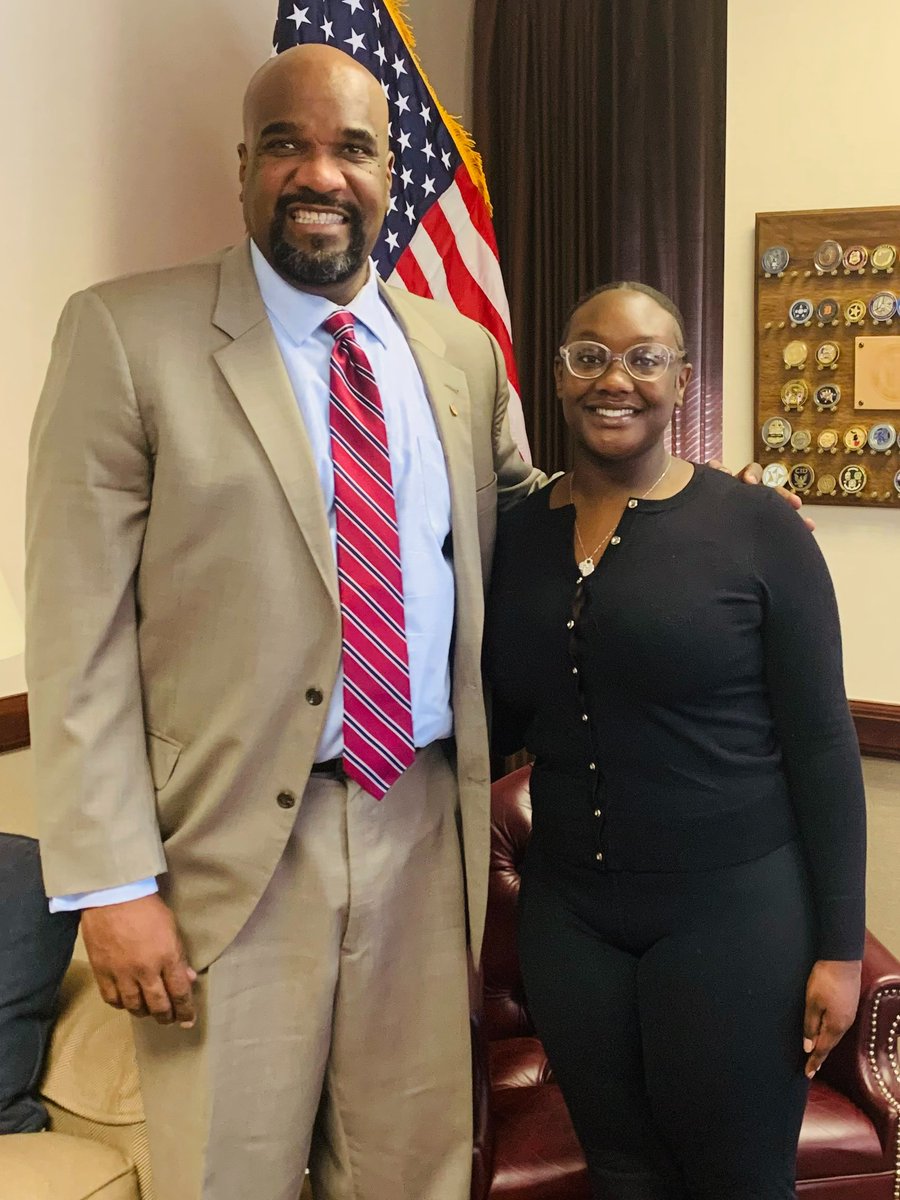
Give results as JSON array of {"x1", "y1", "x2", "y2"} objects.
[
  {"x1": 553, "y1": 356, "x2": 564, "y2": 393},
  {"x1": 237, "y1": 143, "x2": 248, "y2": 195}
]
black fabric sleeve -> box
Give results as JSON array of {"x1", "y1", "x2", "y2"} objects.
[{"x1": 751, "y1": 493, "x2": 866, "y2": 960}]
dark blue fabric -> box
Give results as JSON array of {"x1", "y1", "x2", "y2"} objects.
[{"x1": 0, "y1": 833, "x2": 79, "y2": 1133}]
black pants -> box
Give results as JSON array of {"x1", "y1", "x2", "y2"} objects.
[{"x1": 518, "y1": 838, "x2": 816, "y2": 1200}]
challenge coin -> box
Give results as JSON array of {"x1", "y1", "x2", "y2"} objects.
[
  {"x1": 762, "y1": 463, "x2": 789, "y2": 488},
  {"x1": 761, "y1": 245, "x2": 790, "y2": 275},
  {"x1": 817, "y1": 473, "x2": 837, "y2": 495},
  {"x1": 817, "y1": 429, "x2": 839, "y2": 451},
  {"x1": 844, "y1": 298, "x2": 867, "y2": 325},
  {"x1": 843, "y1": 425, "x2": 868, "y2": 451},
  {"x1": 815, "y1": 341, "x2": 840, "y2": 368},
  {"x1": 843, "y1": 245, "x2": 869, "y2": 272},
  {"x1": 813, "y1": 240, "x2": 843, "y2": 272},
  {"x1": 783, "y1": 340, "x2": 808, "y2": 368},
  {"x1": 872, "y1": 244, "x2": 897, "y2": 272},
  {"x1": 789, "y1": 463, "x2": 815, "y2": 492},
  {"x1": 838, "y1": 464, "x2": 867, "y2": 493},
  {"x1": 816, "y1": 297, "x2": 840, "y2": 324},
  {"x1": 789, "y1": 298, "x2": 813, "y2": 325},
  {"x1": 868, "y1": 291, "x2": 897, "y2": 322},
  {"x1": 762, "y1": 416, "x2": 792, "y2": 448},
  {"x1": 790, "y1": 429, "x2": 812, "y2": 451},
  {"x1": 814, "y1": 383, "x2": 841, "y2": 410},
  {"x1": 780, "y1": 380, "x2": 808, "y2": 410},
  {"x1": 868, "y1": 422, "x2": 897, "y2": 451},
  {"x1": 894, "y1": 469, "x2": 900, "y2": 494}
]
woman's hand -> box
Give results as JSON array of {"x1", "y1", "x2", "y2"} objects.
[
  {"x1": 802, "y1": 959, "x2": 862, "y2": 1078},
  {"x1": 706, "y1": 460, "x2": 816, "y2": 532}
]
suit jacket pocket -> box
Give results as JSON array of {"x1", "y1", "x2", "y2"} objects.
[{"x1": 146, "y1": 730, "x2": 182, "y2": 791}]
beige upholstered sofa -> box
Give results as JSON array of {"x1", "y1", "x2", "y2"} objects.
[
  {"x1": 1, "y1": 959, "x2": 149, "y2": 1200},
  {"x1": 2, "y1": 958, "x2": 322, "y2": 1200}
]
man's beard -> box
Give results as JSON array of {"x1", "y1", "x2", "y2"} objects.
[{"x1": 270, "y1": 191, "x2": 368, "y2": 288}]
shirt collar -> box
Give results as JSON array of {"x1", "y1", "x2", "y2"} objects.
[{"x1": 250, "y1": 239, "x2": 390, "y2": 349}]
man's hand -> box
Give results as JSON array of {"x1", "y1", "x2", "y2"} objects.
[
  {"x1": 707, "y1": 459, "x2": 816, "y2": 532},
  {"x1": 81, "y1": 893, "x2": 197, "y2": 1028},
  {"x1": 802, "y1": 959, "x2": 861, "y2": 1079}
]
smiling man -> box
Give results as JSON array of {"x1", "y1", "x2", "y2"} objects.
[{"x1": 26, "y1": 44, "x2": 541, "y2": 1200}]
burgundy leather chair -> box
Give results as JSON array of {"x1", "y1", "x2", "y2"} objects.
[{"x1": 472, "y1": 765, "x2": 900, "y2": 1199}]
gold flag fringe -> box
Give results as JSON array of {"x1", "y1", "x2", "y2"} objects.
[{"x1": 382, "y1": 0, "x2": 493, "y2": 216}]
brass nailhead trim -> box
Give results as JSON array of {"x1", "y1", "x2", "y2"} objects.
[{"x1": 865, "y1": 987, "x2": 900, "y2": 1198}]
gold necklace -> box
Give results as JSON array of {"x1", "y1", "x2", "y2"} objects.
[{"x1": 570, "y1": 456, "x2": 672, "y2": 578}]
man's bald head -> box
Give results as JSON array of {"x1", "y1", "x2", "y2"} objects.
[
  {"x1": 238, "y1": 44, "x2": 393, "y2": 303},
  {"x1": 242, "y1": 44, "x2": 389, "y2": 149}
]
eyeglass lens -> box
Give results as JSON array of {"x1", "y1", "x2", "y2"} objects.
[{"x1": 565, "y1": 341, "x2": 676, "y2": 381}]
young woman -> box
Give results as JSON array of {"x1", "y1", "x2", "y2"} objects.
[{"x1": 484, "y1": 282, "x2": 866, "y2": 1200}]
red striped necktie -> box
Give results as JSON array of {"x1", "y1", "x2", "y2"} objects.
[{"x1": 324, "y1": 311, "x2": 416, "y2": 800}]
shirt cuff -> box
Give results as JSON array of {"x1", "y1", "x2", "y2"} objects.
[{"x1": 49, "y1": 877, "x2": 159, "y2": 912}]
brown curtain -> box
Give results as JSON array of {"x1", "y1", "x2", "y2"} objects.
[{"x1": 473, "y1": 0, "x2": 727, "y2": 474}]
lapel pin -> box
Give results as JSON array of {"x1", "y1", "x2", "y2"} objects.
[{"x1": 449, "y1": 404, "x2": 459, "y2": 417}]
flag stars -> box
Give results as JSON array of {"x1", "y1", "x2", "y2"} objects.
[
  {"x1": 404, "y1": 201, "x2": 416, "y2": 223},
  {"x1": 392, "y1": 54, "x2": 407, "y2": 78},
  {"x1": 372, "y1": 3, "x2": 382, "y2": 25},
  {"x1": 287, "y1": 5, "x2": 310, "y2": 28},
  {"x1": 343, "y1": 0, "x2": 363, "y2": 12},
  {"x1": 422, "y1": 176, "x2": 435, "y2": 196},
  {"x1": 345, "y1": 29, "x2": 366, "y2": 53},
  {"x1": 422, "y1": 140, "x2": 435, "y2": 162},
  {"x1": 397, "y1": 130, "x2": 412, "y2": 152},
  {"x1": 381, "y1": 79, "x2": 390, "y2": 99},
  {"x1": 420, "y1": 103, "x2": 432, "y2": 125},
  {"x1": 388, "y1": 195, "x2": 398, "y2": 213},
  {"x1": 400, "y1": 165, "x2": 414, "y2": 188},
  {"x1": 374, "y1": 42, "x2": 387, "y2": 66},
  {"x1": 395, "y1": 93, "x2": 410, "y2": 114},
  {"x1": 441, "y1": 149, "x2": 452, "y2": 170},
  {"x1": 320, "y1": 17, "x2": 334, "y2": 40},
  {"x1": 385, "y1": 229, "x2": 399, "y2": 252}
]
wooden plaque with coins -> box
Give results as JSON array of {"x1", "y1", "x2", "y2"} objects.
[{"x1": 755, "y1": 205, "x2": 900, "y2": 505}]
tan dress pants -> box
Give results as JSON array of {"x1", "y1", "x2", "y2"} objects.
[{"x1": 132, "y1": 745, "x2": 472, "y2": 1200}]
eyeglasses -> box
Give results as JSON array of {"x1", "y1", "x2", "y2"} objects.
[{"x1": 558, "y1": 341, "x2": 687, "y2": 382}]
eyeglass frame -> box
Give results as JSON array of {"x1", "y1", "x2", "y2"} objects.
[{"x1": 557, "y1": 340, "x2": 688, "y2": 382}]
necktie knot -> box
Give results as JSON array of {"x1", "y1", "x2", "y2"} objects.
[{"x1": 323, "y1": 310, "x2": 356, "y2": 346}]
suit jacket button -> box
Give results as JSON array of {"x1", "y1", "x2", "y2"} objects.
[
  {"x1": 277, "y1": 791, "x2": 296, "y2": 809},
  {"x1": 305, "y1": 687, "x2": 324, "y2": 706}
]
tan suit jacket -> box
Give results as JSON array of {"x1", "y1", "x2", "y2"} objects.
[{"x1": 26, "y1": 240, "x2": 541, "y2": 968}]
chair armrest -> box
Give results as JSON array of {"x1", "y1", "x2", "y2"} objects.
[
  {"x1": 818, "y1": 930, "x2": 900, "y2": 1150},
  {"x1": 41, "y1": 959, "x2": 144, "y2": 1126}
]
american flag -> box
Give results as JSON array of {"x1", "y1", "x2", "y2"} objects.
[{"x1": 273, "y1": 0, "x2": 530, "y2": 459}]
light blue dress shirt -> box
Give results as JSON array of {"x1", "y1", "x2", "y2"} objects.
[{"x1": 50, "y1": 245, "x2": 454, "y2": 912}]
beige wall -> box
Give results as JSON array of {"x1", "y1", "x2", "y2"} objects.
[
  {"x1": 724, "y1": 0, "x2": 900, "y2": 703},
  {"x1": 1, "y1": 0, "x2": 277, "y2": 699}
]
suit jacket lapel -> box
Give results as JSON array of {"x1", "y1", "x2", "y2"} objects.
[{"x1": 212, "y1": 242, "x2": 339, "y2": 611}]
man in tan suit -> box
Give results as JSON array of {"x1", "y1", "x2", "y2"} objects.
[{"x1": 27, "y1": 44, "x2": 540, "y2": 1200}]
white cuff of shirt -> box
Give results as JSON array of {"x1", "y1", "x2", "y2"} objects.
[{"x1": 49, "y1": 877, "x2": 159, "y2": 912}]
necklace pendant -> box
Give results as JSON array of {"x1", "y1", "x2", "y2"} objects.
[{"x1": 578, "y1": 557, "x2": 595, "y2": 578}]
